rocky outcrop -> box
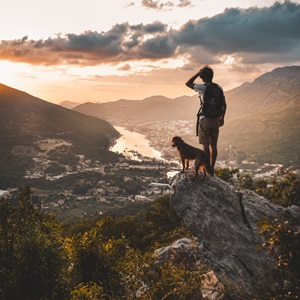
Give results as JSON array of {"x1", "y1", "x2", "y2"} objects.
[
  {"x1": 154, "y1": 238, "x2": 225, "y2": 300},
  {"x1": 170, "y1": 173, "x2": 300, "y2": 294}
]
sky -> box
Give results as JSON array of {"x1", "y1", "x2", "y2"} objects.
[{"x1": 0, "y1": 0, "x2": 300, "y2": 104}]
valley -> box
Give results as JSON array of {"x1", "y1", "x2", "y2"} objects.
[
  {"x1": 3, "y1": 121, "x2": 296, "y2": 223},
  {"x1": 1, "y1": 66, "x2": 299, "y2": 222}
]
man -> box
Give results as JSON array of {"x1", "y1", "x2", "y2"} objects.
[{"x1": 185, "y1": 65, "x2": 226, "y2": 176}]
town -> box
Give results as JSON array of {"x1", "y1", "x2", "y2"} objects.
[{"x1": 1, "y1": 136, "x2": 178, "y2": 221}]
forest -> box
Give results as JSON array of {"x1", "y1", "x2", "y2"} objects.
[{"x1": 0, "y1": 170, "x2": 299, "y2": 299}]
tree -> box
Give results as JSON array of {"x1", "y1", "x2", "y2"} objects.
[
  {"x1": 70, "y1": 228, "x2": 127, "y2": 297},
  {"x1": 0, "y1": 186, "x2": 70, "y2": 300}
]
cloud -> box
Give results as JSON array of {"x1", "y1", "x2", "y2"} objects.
[
  {"x1": 141, "y1": 0, "x2": 173, "y2": 10},
  {"x1": 118, "y1": 63, "x2": 131, "y2": 71},
  {"x1": 176, "y1": 1, "x2": 300, "y2": 54},
  {"x1": 140, "y1": 0, "x2": 192, "y2": 10},
  {"x1": 177, "y1": 0, "x2": 193, "y2": 8},
  {"x1": 0, "y1": 1, "x2": 299, "y2": 67}
]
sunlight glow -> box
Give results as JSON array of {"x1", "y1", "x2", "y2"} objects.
[
  {"x1": 220, "y1": 55, "x2": 235, "y2": 65},
  {"x1": 0, "y1": 61, "x2": 36, "y2": 88}
]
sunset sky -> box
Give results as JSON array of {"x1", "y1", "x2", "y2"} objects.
[{"x1": 1, "y1": 0, "x2": 300, "y2": 104}]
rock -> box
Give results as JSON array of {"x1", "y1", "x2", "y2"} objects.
[
  {"x1": 169, "y1": 173, "x2": 300, "y2": 294},
  {"x1": 154, "y1": 237, "x2": 202, "y2": 265},
  {"x1": 154, "y1": 238, "x2": 224, "y2": 300}
]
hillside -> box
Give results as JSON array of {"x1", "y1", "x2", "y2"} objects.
[
  {"x1": 74, "y1": 95, "x2": 199, "y2": 122},
  {"x1": 222, "y1": 66, "x2": 300, "y2": 165},
  {"x1": 0, "y1": 84, "x2": 120, "y2": 187},
  {"x1": 74, "y1": 66, "x2": 300, "y2": 166}
]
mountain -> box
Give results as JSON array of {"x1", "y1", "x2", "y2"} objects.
[
  {"x1": 221, "y1": 66, "x2": 300, "y2": 165},
  {"x1": 74, "y1": 66, "x2": 300, "y2": 166},
  {"x1": 0, "y1": 83, "x2": 119, "y2": 187},
  {"x1": 59, "y1": 100, "x2": 82, "y2": 109},
  {"x1": 74, "y1": 95, "x2": 199, "y2": 122}
]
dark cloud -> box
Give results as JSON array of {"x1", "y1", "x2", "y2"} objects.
[
  {"x1": 130, "y1": 22, "x2": 167, "y2": 33},
  {"x1": 176, "y1": 1, "x2": 300, "y2": 55},
  {"x1": 0, "y1": 1, "x2": 299, "y2": 66},
  {"x1": 138, "y1": 36, "x2": 177, "y2": 58}
]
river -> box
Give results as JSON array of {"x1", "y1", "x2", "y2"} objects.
[
  {"x1": 110, "y1": 126, "x2": 164, "y2": 161},
  {"x1": 110, "y1": 126, "x2": 180, "y2": 178}
]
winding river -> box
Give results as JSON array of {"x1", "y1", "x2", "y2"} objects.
[{"x1": 110, "y1": 126, "x2": 163, "y2": 160}]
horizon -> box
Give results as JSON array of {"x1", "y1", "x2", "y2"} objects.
[{"x1": 1, "y1": 0, "x2": 300, "y2": 104}]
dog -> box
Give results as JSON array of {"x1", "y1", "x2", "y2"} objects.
[{"x1": 171, "y1": 136, "x2": 212, "y2": 180}]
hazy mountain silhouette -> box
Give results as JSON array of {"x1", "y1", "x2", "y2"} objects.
[
  {"x1": 0, "y1": 83, "x2": 119, "y2": 187},
  {"x1": 74, "y1": 95, "x2": 199, "y2": 122},
  {"x1": 74, "y1": 66, "x2": 300, "y2": 166},
  {"x1": 59, "y1": 100, "x2": 82, "y2": 109}
]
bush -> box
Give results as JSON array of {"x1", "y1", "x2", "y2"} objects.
[{"x1": 257, "y1": 215, "x2": 300, "y2": 298}]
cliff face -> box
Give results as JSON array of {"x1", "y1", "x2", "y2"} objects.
[{"x1": 170, "y1": 173, "x2": 300, "y2": 293}]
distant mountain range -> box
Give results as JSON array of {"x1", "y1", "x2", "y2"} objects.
[
  {"x1": 59, "y1": 100, "x2": 82, "y2": 109},
  {"x1": 73, "y1": 66, "x2": 300, "y2": 166},
  {"x1": 72, "y1": 95, "x2": 199, "y2": 122},
  {"x1": 0, "y1": 84, "x2": 119, "y2": 187}
]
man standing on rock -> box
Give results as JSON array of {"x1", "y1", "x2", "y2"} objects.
[{"x1": 186, "y1": 65, "x2": 226, "y2": 176}]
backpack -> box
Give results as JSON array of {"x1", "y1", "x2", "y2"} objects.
[{"x1": 202, "y1": 83, "x2": 224, "y2": 118}]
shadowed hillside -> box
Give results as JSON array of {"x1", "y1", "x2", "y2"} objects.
[{"x1": 0, "y1": 84, "x2": 120, "y2": 187}]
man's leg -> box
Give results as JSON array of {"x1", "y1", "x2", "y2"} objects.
[
  {"x1": 199, "y1": 118, "x2": 210, "y2": 163},
  {"x1": 211, "y1": 142, "x2": 218, "y2": 169},
  {"x1": 210, "y1": 119, "x2": 220, "y2": 176},
  {"x1": 202, "y1": 143, "x2": 210, "y2": 164}
]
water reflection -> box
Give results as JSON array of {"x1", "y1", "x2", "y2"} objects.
[{"x1": 110, "y1": 126, "x2": 163, "y2": 160}]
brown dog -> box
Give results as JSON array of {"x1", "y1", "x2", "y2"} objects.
[{"x1": 172, "y1": 136, "x2": 212, "y2": 180}]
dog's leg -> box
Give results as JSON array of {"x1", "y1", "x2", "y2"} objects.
[
  {"x1": 180, "y1": 155, "x2": 185, "y2": 173},
  {"x1": 186, "y1": 160, "x2": 189, "y2": 170},
  {"x1": 192, "y1": 159, "x2": 201, "y2": 179}
]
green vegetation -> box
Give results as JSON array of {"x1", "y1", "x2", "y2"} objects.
[
  {"x1": 257, "y1": 216, "x2": 300, "y2": 299},
  {"x1": 0, "y1": 186, "x2": 69, "y2": 300},
  {"x1": 237, "y1": 172, "x2": 300, "y2": 207},
  {"x1": 1, "y1": 170, "x2": 299, "y2": 299},
  {"x1": 215, "y1": 168, "x2": 300, "y2": 207},
  {"x1": 1, "y1": 187, "x2": 203, "y2": 300}
]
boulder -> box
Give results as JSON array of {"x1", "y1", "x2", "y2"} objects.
[{"x1": 170, "y1": 173, "x2": 300, "y2": 294}]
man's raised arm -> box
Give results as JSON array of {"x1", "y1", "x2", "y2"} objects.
[{"x1": 185, "y1": 73, "x2": 200, "y2": 90}]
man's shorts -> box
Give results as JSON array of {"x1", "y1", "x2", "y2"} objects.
[{"x1": 198, "y1": 117, "x2": 219, "y2": 146}]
